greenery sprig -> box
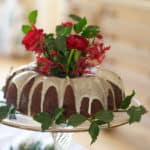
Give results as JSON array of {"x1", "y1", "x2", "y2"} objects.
[
  {"x1": 0, "y1": 104, "x2": 16, "y2": 122},
  {"x1": 119, "y1": 90, "x2": 147, "y2": 124},
  {"x1": 0, "y1": 91, "x2": 147, "y2": 144}
]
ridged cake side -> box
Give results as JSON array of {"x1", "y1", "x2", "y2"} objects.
[{"x1": 4, "y1": 64, "x2": 125, "y2": 118}]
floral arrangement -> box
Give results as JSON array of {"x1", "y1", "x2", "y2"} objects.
[{"x1": 21, "y1": 10, "x2": 110, "y2": 77}]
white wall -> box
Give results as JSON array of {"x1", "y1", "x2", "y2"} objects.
[
  {"x1": 0, "y1": 0, "x2": 26, "y2": 56},
  {"x1": 36, "y1": 0, "x2": 67, "y2": 33}
]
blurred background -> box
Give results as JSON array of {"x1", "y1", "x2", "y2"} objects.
[{"x1": 0, "y1": 0, "x2": 150, "y2": 149}]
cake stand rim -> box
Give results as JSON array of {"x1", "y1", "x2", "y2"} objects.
[
  {"x1": 0, "y1": 97, "x2": 141, "y2": 133},
  {"x1": 1, "y1": 118, "x2": 129, "y2": 133}
]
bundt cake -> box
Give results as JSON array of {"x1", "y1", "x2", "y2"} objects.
[
  {"x1": 4, "y1": 63, "x2": 125, "y2": 118},
  {"x1": 3, "y1": 11, "x2": 125, "y2": 118}
]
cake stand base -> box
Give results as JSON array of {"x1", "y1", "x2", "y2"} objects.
[{"x1": 51, "y1": 125, "x2": 73, "y2": 150}]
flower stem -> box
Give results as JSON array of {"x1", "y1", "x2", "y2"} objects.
[{"x1": 66, "y1": 49, "x2": 75, "y2": 75}]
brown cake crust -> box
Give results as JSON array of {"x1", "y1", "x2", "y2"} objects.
[
  {"x1": 43, "y1": 86, "x2": 58, "y2": 114},
  {"x1": 107, "y1": 89, "x2": 114, "y2": 110},
  {"x1": 108, "y1": 81, "x2": 123, "y2": 108},
  {"x1": 31, "y1": 82, "x2": 43, "y2": 115},
  {"x1": 6, "y1": 83, "x2": 17, "y2": 107},
  {"x1": 80, "y1": 97, "x2": 90, "y2": 117},
  {"x1": 19, "y1": 77, "x2": 35, "y2": 114},
  {"x1": 91, "y1": 99, "x2": 104, "y2": 116},
  {"x1": 4, "y1": 65, "x2": 125, "y2": 118},
  {"x1": 63, "y1": 85, "x2": 76, "y2": 118}
]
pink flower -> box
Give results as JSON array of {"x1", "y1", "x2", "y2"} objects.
[
  {"x1": 66, "y1": 34, "x2": 89, "y2": 51},
  {"x1": 22, "y1": 26, "x2": 44, "y2": 54}
]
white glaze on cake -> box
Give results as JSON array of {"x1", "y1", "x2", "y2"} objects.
[{"x1": 5, "y1": 64, "x2": 125, "y2": 116}]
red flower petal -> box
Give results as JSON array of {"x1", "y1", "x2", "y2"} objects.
[
  {"x1": 96, "y1": 34, "x2": 103, "y2": 39},
  {"x1": 66, "y1": 34, "x2": 89, "y2": 51},
  {"x1": 36, "y1": 56, "x2": 53, "y2": 75},
  {"x1": 51, "y1": 50, "x2": 58, "y2": 57},
  {"x1": 62, "y1": 21, "x2": 73, "y2": 27},
  {"x1": 22, "y1": 26, "x2": 44, "y2": 53}
]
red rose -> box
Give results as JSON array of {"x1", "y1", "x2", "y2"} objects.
[
  {"x1": 61, "y1": 21, "x2": 73, "y2": 27},
  {"x1": 36, "y1": 56, "x2": 53, "y2": 75},
  {"x1": 66, "y1": 34, "x2": 89, "y2": 51},
  {"x1": 22, "y1": 26, "x2": 44, "y2": 54}
]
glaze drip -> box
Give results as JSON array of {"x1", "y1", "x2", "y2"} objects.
[{"x1": 5, "y1": 64, "x2": 125, "y2": 117}]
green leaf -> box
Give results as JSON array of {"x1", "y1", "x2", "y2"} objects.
[
  {"x1": 45, "y1": 33, "x2": 54, "y2": 38},
  {"x1": 54, "y1": 36, "x2": 67, "y2": 51},
  {"x1": 28, "y1": 10, "x2": 38, "y2": 24},
  {"x1": 8, "y1": 105, "x2": 16, "y2": 120},
  {"x1": 66, "y1": 49, "x2": 75, "y2": 75},
  {"x1": 33, "y1": 112, "x2": 52, "y2": 131},
  {"x1": 127, "y1": 105, "x2": 147, "y2": 124},
  {"x1": 120, "y1": 90, "x2": 136, "y2": 109},
  {"x1": 55, "y1": 115, "x2": 66, "y2": 125},
  {"x1": 50, "y1": 67, "x2": 66, "y2": 77},
  {"x1": 44, "y1": 34, "x2": 55, "y2": 50},
  {"x1": 89, "y1": 122, "x2": 100, "y2": 144},
  {"x1": 52, "y1": 108, "x2": 64, "y2": 121},
  {"x1": 56, "y1": 25, "x2": 72, "y2": 36},
  {"x1": 68, "y1": 114, "x2": 86, "y2": 127},
  {"x1": 82, "y1": 25, "x2": 100, "y2": 38},
  {"x1": 74, "y1": 17, "x2": 87, "y2": 33},
  {"x1": 22, "y1": 25, "x2": 32, "y2": 34},
  {"x1": 74, "y1": 50, "x2": 81, "y2": 62},
  {"x1": 0, "y1": 105, "x2": 9, "y2": 122},
  {"x1": 69, "y1": 14, "x2": 82, "y2": 21},
  {"x1": 95, "y1": 110, "x2": 114, "y2": 123}
]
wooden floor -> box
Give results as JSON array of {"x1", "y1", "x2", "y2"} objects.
[{"x1": 0, "y1": 56, "x2": 149, "y2": 150}]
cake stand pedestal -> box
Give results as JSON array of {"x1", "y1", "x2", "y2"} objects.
[{"x1": 0, "y1": 90, "x2": 140, "y2": 150}]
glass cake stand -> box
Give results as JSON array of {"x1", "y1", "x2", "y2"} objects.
[{"x1": 0, "y1": 91, "x2": 140, "y2": 150}]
